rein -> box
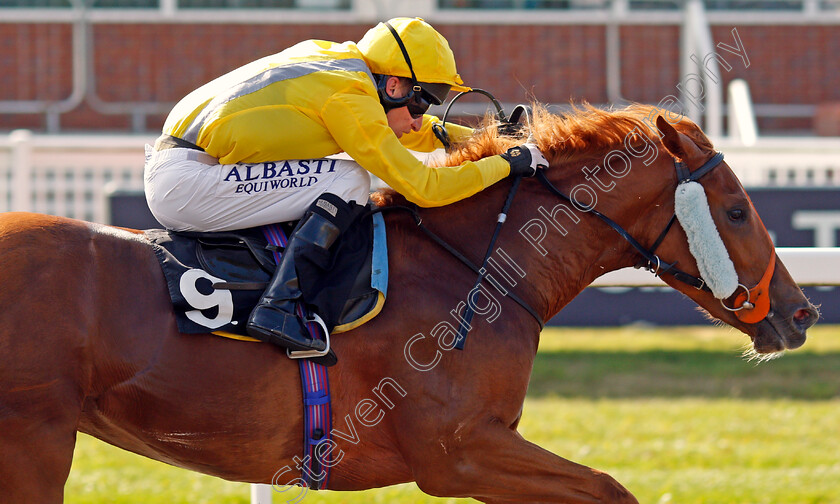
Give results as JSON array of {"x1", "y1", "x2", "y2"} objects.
[
  {"x1": 535, "y1": 153, "x2": 725, "y2": 289},
  {"x1": 371, "y1": 202, "x2": 545, "y2": 334},
  {"x1": 379, "y1": 147, "x2": 774, "y2": 353},
  {"x1": 412, "y1": 92, "x2": 774, "y2": 350},
  {"x1": 453, "y1": 176, "x2": 524, "y2": 349}
]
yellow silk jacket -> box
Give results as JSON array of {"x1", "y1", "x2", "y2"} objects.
[{"x1": 161, "y1": 39, "x2": 510, "y2": 207}]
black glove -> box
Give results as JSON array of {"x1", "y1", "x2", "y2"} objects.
[{"x1": 501, "y1": 143, "x2": 549, "y2": 177}]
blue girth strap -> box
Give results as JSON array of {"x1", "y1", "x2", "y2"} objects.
[
  {"x1": 297, "y1": 344, "x2": 332, "y2": 489},
  {"x1": 262, "y1": 223, "x2": 333, "y2": 490}
]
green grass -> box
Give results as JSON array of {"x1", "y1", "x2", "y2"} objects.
[{"x1": 65, "y1": 325, "x2": 840, "y2": 503}]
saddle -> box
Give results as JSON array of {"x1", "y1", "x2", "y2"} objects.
[{"x1": 145, "y1": 209, "x2": 388, "y2": 342}]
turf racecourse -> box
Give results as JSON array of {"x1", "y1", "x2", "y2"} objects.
[{"x1": 66, "y1": 325, "x2": 840, "y2": 504}]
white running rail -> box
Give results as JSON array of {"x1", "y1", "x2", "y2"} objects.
[
  {"x1": 591, "y1": 247, "x2": 839, "y2": 287},
  {"x1": 0, "y1": 130, "x2": 152, "y2": 223}
]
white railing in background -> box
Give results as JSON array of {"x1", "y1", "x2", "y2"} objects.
[
  {"x1": 1, "y1": 130, "x2": 152, "y2": 223},
  {"x1": 251, "y1": 484, "x2": 272, "y2": 504},
  {"x1": 681, "y1": 0, "x2": 723, "y2": 138},
  {"x1": 2, "y1": 131, "x2": 840, "y2": 224},
  {"x1": 716, "y1": 136, "x2": 840, "y2": 186},
  {"x1": 727, "y1": 79, "x2": 759, "y2": 146},
  {"x1": 2, "y1": 0, "x2": 837, "y2": 23},
  {"x1": 592, "y1": 247, "x2": 838, "y2": 287}
]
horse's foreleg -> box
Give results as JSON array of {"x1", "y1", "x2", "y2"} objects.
[
  {"x1": 412, "y1": 420, "x2": 638, "y2": 504},
  {"x1": 0, "y1": 398, "x2": 78, "y2": 503},
  {"x1": 0, "y1": 341, "x2": 82, "y2": 500}
]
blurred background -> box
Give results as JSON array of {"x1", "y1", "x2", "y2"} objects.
[{"x1": 1, "y1": 2, "x2": 839, "y2": 502}]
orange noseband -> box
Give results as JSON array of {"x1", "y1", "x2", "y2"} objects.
[{"x1": 723, "y1": 252, "x2": 776, "y2": 324}]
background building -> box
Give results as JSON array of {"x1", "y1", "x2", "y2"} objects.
[{"x1": 2, "y1": 0, "x2": 839, "y2": 135}]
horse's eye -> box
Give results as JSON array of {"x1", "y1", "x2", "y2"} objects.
[{"x1": 728, "y1": 209, "x2": 744, "y2": 221}]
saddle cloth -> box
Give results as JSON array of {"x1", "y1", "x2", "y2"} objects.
[{"x1": 145, "y1": 210, "x2": 388, "y2": 340}]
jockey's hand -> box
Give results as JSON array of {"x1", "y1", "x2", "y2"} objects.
[{"x1": 501, "y1": 143, "x2": 549, "y2": 177}]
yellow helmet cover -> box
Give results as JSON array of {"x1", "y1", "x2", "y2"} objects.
[{"x1": 357, "y1": 17, "x2": 470, "y2": 93}]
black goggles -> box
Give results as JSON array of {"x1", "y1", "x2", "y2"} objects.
[{"x1": 406, "y1": 87, "x2": 433, "y2": 119}]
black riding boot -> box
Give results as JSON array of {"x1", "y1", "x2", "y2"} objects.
[{"x1": 247, "y1": 193, "x2": 355, "y2": 357}]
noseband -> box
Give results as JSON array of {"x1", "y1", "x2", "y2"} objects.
[{"x1": 536, "y1": 151, "x2": 776, "y2": 324}]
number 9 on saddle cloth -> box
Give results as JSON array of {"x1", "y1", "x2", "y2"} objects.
[{"x1": 145, "y1": 203, "x2": 388, "y2": 341}]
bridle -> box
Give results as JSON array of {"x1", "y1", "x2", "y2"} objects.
[
  {"x1": 535, "y1": 150, "x2": 776, "y2": 325},
  {"x1": 380, "y1": 147, "x2": 776, "y2": 350},
  {"x1": 379, "y1": 147, "x2": 776, "y2": 350},
  {"x1": 417, "y1": 92, "x2": 777, "y2": 347}
]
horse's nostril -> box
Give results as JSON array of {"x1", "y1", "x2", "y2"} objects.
[{"x1": 793, "y1": 306, "x2": 819, "y2": 330}]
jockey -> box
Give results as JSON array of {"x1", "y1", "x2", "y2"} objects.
[{"x1": 144, "y1": 17, "x2": 548, "y2": 357}]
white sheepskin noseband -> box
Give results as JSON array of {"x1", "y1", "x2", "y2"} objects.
[{"x1": 674, "y1": 181, "x2": 738, "y2": 299}]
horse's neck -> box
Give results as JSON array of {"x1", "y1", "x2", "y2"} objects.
[
  {"x1": 516, "y1": 153, "x2": 674, "y2": 319},
  {"x1": 509, "y1": 194, "x2": 632, "y2": 320},
  {"x1": 415, "y1": 177, "x2": 638, "y2": 325}
]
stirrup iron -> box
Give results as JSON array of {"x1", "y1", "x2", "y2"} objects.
[{"x1": 287, "y1": 312, "x2": 331, "y2": 360}]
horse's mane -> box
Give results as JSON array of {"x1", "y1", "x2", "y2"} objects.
[{"x1": 372, "y1": 103, "x2": 713, "y2": 207}]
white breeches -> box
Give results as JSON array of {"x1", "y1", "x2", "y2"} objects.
[{"x1": 143, "y1": 147, "x2": 371, "y2": 232}]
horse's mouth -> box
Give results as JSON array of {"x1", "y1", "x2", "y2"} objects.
[{"x1": 751, "y1": 305, "x2": 818, "y2": 354}]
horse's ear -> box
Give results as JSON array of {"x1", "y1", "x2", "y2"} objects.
[{"x1": 656, "y1": 115, "x2": 687, "y2": 160}]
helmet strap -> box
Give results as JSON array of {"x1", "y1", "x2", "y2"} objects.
[
  {"x1": 375, "y1": 22, "x2": 431, "y2": 114},
  {"x1": 384, "y1": 21, "x2": 421, "y2": 91}
]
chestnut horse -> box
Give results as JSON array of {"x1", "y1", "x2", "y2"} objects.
[{"x1": 0, "y1": 105, "x2": 818, "y2": 503}]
